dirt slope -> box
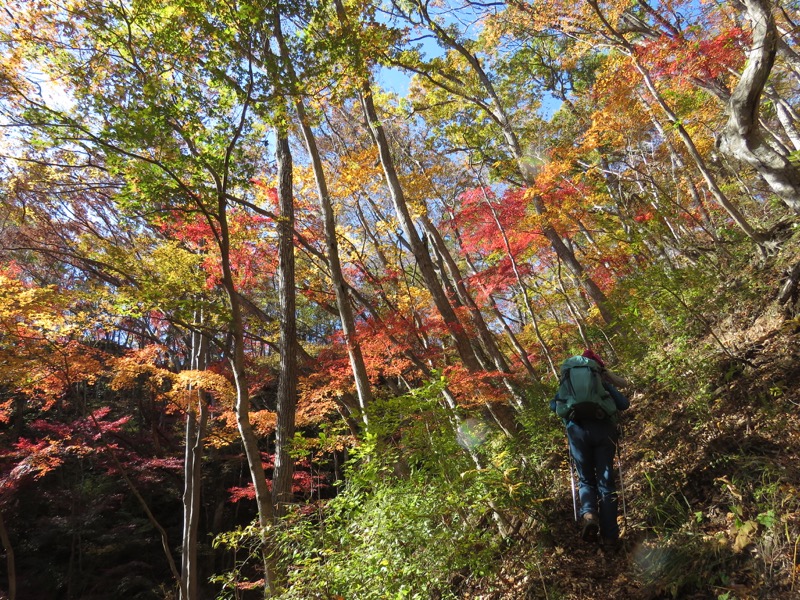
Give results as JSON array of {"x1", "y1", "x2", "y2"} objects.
[{"x1": 462, "y1": 308, "x2": 800, "y2": 599}]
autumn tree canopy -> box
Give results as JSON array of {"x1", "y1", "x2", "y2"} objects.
[{"x1": 1, "y1": 0, "x2": 799, "y2": 597}]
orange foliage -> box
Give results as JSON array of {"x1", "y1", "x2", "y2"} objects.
[
  {"x1": 295, "y1": 391, "x2": 341, "y2": 429},
  {"x1": 169, "y1": 369, "x2": 236, "y2": 408},
  {"x1": 0, "y1": 274, "x2": 108, "y2": 409},
  {"x1": 581, "y1": 55, "x2": 648, "y2": 155},
  {"x1": 442, "y1": 365, "x2": 510, "y2": 408},
  {"x1": 207, "y1": 409, "x2": 276, "y2": 449}
]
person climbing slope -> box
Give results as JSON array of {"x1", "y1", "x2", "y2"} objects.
[{"x1": 550, "y1": 349, "x2": 630, "y2": 550}]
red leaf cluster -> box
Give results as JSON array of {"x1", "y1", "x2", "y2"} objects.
[
  {"x1": 446, "y1": 187, "x2": 534, "y2": 258},
  {"x1": 443, "y1": 365, "x2": 509, "y2": 408},
  {"x1": 637, "y1": 29, "x2": 748, "y2": 87},
  {"x1": 159, "y1": 208, "x2": 278, "y2": 291}
]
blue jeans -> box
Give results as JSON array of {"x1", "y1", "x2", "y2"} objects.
[{"x1": 566, "y1": 419, "x2": 620, "y2": 540}]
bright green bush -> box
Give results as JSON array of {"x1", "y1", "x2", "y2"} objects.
[{"x1": 270, "y1": 379, "x2": 553, "y2": 599}]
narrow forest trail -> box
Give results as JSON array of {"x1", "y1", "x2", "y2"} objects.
[
  {"x1": 537, "y1": 505, "x2": 645, "y2": 599},
  {"x1": 461, "y1": 306, "x2": 800, "y2": 600}
]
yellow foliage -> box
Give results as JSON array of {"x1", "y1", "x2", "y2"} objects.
[
  {"x1": 394, "y1": 285, "x2": 433, "y2": 314},
  {"x1": 0, "y1": 276, "x2": 107, "y2": 401},
  {"x1": 108, "y1": 347, "x2": 172, "y2": 396},
  {"x1": 210, "y1": 409, "x2": 276, "y2": 447},
  {"x1": 0, "y1": 276, "x2": 60, "y2": 327},
  {"x1": 250, "y1": 410, "x2": 277, "y2": 437},
  {"x1": 581, "y1": 55, "x2": 648, "y2": 154},
  {"x1": 109, "y1": 349, "x2": 238, "y2": 416},
  {"x1": 168, "y1": 370, "x2": 236, "y2": 408},
  {"x1": 329, "y1": 148, "x2": 383, "y2": 200},
  {"x1": 207, "y1": 411, "x2": 243, "y2": 449}
]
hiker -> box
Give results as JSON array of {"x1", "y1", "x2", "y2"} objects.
[{"x1": 550, "y1": 349, "x2": 630, "y2": 549}]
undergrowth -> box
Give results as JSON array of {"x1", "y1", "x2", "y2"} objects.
[{"x1": 213, "y1": 380, "x2": 562, "y2": 599}]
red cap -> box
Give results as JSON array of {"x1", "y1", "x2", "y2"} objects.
[{"x1": 582, "y1": 349, "x2": 605, "y2": 368}]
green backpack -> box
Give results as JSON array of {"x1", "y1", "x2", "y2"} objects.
[{"x1": 553, "y1": 356, "x2": 617, "y2": 421}]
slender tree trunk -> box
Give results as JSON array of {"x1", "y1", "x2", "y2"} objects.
[
  {"x1": 90, "y1": 413, "x2": 182, "y2": 592},
  {"x1": 451, "y1": 223, "x2": 540, "y2": 378},
  {"x1": 423, "y1": 224, "x2": 532, "y2": 408},
  {"x1": 357, "y1": 92, "x2": 528, "y2": 428},
  {"x1": 420, "y1": 214, "x2": 512, "y2": 374},
  {"x1": 358, "y1": 89, "x2": 483, "y2": 372},
  {"x1": 272, "y1": 132, "x2": 298, "y2": 518},
  {"x1": 400, "y1": 0, "x2": 615, "y2": 325},
  {"x1": 0, "y1": 511, "x2": 16, "y2": 600},
  {"x1": 299, "y1": 128, "x2": 374, "y2": 418},
  {"x1": 189, "y1": 51, "x2": 280, "y2": 592},
  {"x1": 219, "y1": 196, "x2": 278, "y2": 593},
  {"x1": 767, "y1": 87, "x2": 800, "y2": 151},
  {"x1": 335, "y1": 0, "x2": 528, "y2": 439},
  {"x1": 272, "y1": 8, "x2": 374, "y2": 424},
  {"x1": 476, "y1": 185, "x2": 559, "y2": 377},
  {"x1": 429, "y1": 232, "x2": 464, "y2": 308},
  {"x1": 184, "y1": 395, "x2": 208, "y2": 599},
  {"x1": 556, "y1": 260, "x2": 591, "y2": 349},
  {"x1": 716, "y1": 0, "x2": 800, "y2": 214},
  {"x1": 356, "y1": 200, "x2": 392, "y2": 272},
  {"x1": 181, "y1": 322, "x2": 209, "y2": 600},
  {"x1": 536, "y1": 205, "x2": 616, "y2": 324},
  {"x1": 634, "y1": 95, "x2": 720, "y2": 241},
  {"x1": 489, "y1": 297, "x2": 539, "y2": 377}
]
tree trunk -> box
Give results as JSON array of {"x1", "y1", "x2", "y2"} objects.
[
  {"x1": 0, "y1": 511, "x2": 16, "y2": 600},
  {"x1": 420, "y1": 214, "x2": 512, "y2": 374},
  {"x1": 273, "y1": 7, "x2": 375, "y2": 425},
  {"x1": 400, "y1": 0, "x2": 615, "y2": 325},
  {"x1": 271, "y1": 132, "x2": 299, "y2": 519},
  {"x1": 716, "y1": 0, "x2": 800, "y2": 215},
  {"x1": 477, "y1": 186, "x2": 559, "y2": 377},
  {"x1": 180, "y1": 323, "x2": 209, "y2": 600},
  {"x1": 636, "y1": 102, "x2": 720, "y2": 240},
  {"x1": 335, "y1": 0, "x2": 516, "y2": 373},
  {"x1": 556, "y1": 260, "x2": 592, "y2": 349},
  {"x1": 336, "y1": 0, "x2": 528, "y2": 439},
  {"x1": 767, "y1": 87, "x2": 800, "y2": 152},
  {"x1": 218, "y1": 195, "x2": 278, "y2": 593},
  {"x1": 586, "y1": 0, "x2": 768, "y2": 247},
  {"x1": 358, "y1": 91, "x2": 484, "y2": 372},
  {"x1": 452, "y1": 228, "x2": 539, "y2": 379}
]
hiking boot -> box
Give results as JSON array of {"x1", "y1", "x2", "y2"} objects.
[
  {"x1": 580, "y1": 513, "x2": 600, "y2": 543},
  {"x1": 601, "y1": 537, "x2": 622, "y2": 554}
]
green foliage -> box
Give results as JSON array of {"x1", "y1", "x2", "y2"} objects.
[
  {"x1": 210, "y1": 523, "x2": 269, "y2": 599},
  {"x1": 608, "y1": 251, "x2": 761, "y2": 403},
  {"x1": 269, "y1": 467, "x2": 496, "y2": 597},
  {"x1": 274, "y1": 474, "x2": 497, "y2": 599},
  {"x1": 242, "y1": 378, "x2": 552, "y2": 599},
  {"x1": 632, "y1": 536, "x2": 738, "y2": 598},
  {"x1": 4, "y1": 0, "x2": 800, "y2": 597},
  {"x1": 638, "y1": 470, "x2": 694, "y2": 533}
]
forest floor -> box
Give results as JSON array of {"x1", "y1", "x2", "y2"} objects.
[{"x1": 460, "y1": 303, "x2": 800, "y2": 599}]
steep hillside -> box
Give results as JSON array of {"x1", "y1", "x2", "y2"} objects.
[{"x1": 461, "y1": 261, "x2": 800, "y2": 599}]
